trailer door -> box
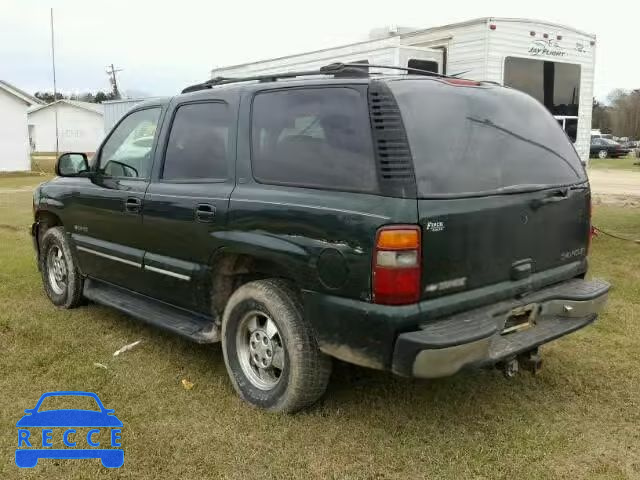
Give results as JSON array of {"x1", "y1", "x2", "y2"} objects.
[
  {"x1": 398, "y1": 47, "x2": 443, "y2": 75},
  {"x1": 503, "y1": 57, "x2": 581, "y2": 144}
]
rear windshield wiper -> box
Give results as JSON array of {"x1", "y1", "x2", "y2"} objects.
[
  {"x1": 467, "y1": 117, "x2": 583, "y2": 179},
  {"x1": 494, "y1": 182, "x2": 588, "y2": 200},
  {"x1": 493, "y1": 184, "x2": 556, "y2": 194},
  {"x1": 518, "y1": 183, "x2": 589, "y2": 209}
]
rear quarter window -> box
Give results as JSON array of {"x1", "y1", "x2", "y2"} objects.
[
  {"x1": 388, "y1": 79, "x2": 586, "y2": 197},
  {"x1": 250, "y1": 87, "x2": 378, "y2": 192}
]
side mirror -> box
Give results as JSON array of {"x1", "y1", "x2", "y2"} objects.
[{"x1": 56, "y1": 152, "x2": 90, "y2": 177}]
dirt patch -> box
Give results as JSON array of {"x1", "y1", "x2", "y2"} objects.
[
  {"x1": 593, "y1": 194, "x2": 640, "y2": 207},
  {"x1": 588, "y1": 169, "x2": 640, "y2": 198},
  {"x1": 0, "y1": 224, "x2": 20, "y2": 231}
]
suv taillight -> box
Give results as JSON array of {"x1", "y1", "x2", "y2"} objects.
[
  {"x1": 442, "y1": 78, "x2": 481, "y2": 87},
  {"x1": 372, "y1": 226, "x2": 421, "y2": 305}
]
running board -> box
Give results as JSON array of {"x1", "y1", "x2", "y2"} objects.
[{"x1": 83, "y1": 278, "x2": 220, "y2": 343}]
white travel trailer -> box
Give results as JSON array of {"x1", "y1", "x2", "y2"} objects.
[{"x1": 211, "y1": 17, "x2": 596, "y2": 163}]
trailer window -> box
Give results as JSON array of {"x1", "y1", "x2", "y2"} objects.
[
  {"x1": 408, "y1": 59, "x2": 439, "y2": 74},
  {"x1": 504, "y1": 57, "x2": 581, "y2": 141}
]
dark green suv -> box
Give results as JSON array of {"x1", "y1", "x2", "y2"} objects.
[{"x1": 32, "y1": 64, "x2": 609, "y2": 412}]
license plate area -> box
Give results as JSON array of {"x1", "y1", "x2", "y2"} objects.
[{"x1": 502, "y1": 303, "x2": 538, "y2": 335}]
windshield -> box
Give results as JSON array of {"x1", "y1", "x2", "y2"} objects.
[{"x1": 387, "y1": 79, "x2": 586, "y2": 197}]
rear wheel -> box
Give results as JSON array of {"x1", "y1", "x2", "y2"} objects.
[
  {"x1": 598, "y1": 149, "x2": 608, "y2": 159},
  {"x1": 221, "y1": 279, "x2": 331, "y2": 413},
  {"x1": 39, "y1": 226, "x2": 84, "y2": 308}
]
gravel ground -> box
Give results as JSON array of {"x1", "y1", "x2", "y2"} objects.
[{"x1": 588, "y1": 169, "x2": 640, "y2": 198}]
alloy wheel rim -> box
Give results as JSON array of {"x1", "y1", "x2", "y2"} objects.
[
  {"x1": 236, "y1": 310, "x2": 285, "y2": 390},
  {"x1": 46, "y1": 245, "x2": 67, "y2": 295}
]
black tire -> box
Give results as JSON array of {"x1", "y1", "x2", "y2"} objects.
[
  {"x1": 221, "y1": 279, "x2": 332, "y2": 413},
  {"x1": 39, "y1": 226, "x2": 84, "y2": 308},
  {"x1": 598, "y1": 149, "x2": 608, "y2": 159}
]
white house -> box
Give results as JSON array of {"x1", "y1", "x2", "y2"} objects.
[
  {"x1": 28, "y1": 100, "x2": 104, "y2": 153},
  {"x1": 0, "y1": 80, "x2": 42, "y2": 171}
]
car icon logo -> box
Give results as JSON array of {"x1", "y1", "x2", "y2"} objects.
[{"x1": 15, "y1": 391, "x2": 123, "y2": 468}]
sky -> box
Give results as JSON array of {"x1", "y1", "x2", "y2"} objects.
[{"x1": 0, "y1": 0, "x2": 638, "y2": 101}]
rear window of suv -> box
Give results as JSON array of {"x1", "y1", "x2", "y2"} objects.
[
  {"x1": 387, "y1": 79, "x2": 587, "y2": 197},
  {"x1": 251, "y1": 87, "x2": 378, "y2": 192}
]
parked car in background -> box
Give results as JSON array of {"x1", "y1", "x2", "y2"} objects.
[
  {"x1": 627, "y1": 142, "x2": 640, "y2": 158},
  {"x1": 590, "y1": 137, "x2": 630, "y2": 158},
  {"x1": 590, "y1": 133, "x2": 614, "y2": 140}
]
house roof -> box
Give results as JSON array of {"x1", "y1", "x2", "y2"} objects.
[
  {"x1": 28, "y1": 99, "x2": 104, "y2": 116},
  {"x1": 0, "y1": 80, "x2": 43, "y2": 106}
]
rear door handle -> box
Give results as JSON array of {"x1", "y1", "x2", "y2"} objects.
[
  {"x1": 195, "y1": 203, "x2": 216, "y2": 222},
  {"x1": 125, "y1": 197, "x2": 142, "y2": 214}
]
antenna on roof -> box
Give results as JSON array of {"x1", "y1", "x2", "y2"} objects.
[{"x1": 50, "y1": 8, "x2": 59, "y2": 158}]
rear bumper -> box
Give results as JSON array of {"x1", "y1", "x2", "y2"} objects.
[
  {"x1": 392, "y1": 278, "x2": 610, "y2": 378},
  {"x1": 303, "y1": 274, "x2": 609, "y2": 376}
]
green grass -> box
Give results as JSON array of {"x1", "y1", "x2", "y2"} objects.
[
  {"x1": 589, "y1": 154, "x2": 640, "y2": 171},
  {"x1": 0, "y1": 175, "x2": 50, "y2": 191},
  {"x1": 1, "y1": 176, "x2": 639, "y2": 479}
]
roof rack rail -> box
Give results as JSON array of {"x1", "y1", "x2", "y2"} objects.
[
  {"x1": 181, "y1": 64, "x2": 369, "y2": 93},
  {"x1": 180, "y1": 62, "x2": 463, "y2": 94},
  {"x1": 333, "y1": 62, "x2": 459, "y2": 78}
]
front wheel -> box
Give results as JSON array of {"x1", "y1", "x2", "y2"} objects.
[
  {"x1": 39, "y1": 226, "x2": 84, "y2": 308},
  {"x1": 598, "y1": 149, "x2": 608, "y2": 159},
  {"x1": 221, "y1": 279, "x2": 331, "y2": 413}
]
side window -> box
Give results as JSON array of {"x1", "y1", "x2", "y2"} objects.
[
  {"x1": 100, "y1": 108, "x2": 161, "y2": 179},
  {"x1": 162, "y1": 102, "x2": 230, "y2": 181},
  {"x1": 251, "y1": 87, "x2": 377, "y2": 192}
]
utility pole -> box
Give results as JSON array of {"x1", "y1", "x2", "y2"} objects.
[
  {"x1": 50, "y1": 8, "x2": 59, "y2": 157},
  {"x1": 106, "y1": 64, "x2": 123, "y2": 99}
]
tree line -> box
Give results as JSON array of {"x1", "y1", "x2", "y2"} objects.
[
  {"x1": 33, "y1": 90, "x2": 121, "y2": 104},
  {"x1": 592, "y1": 89, "x2": 640, "y2": 139}
]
